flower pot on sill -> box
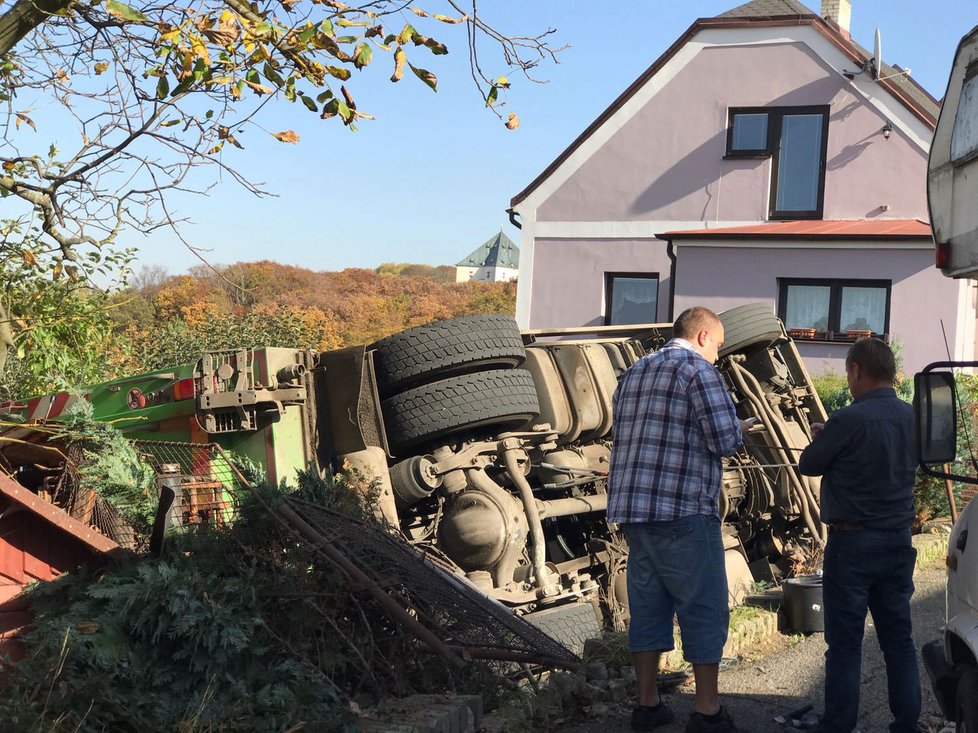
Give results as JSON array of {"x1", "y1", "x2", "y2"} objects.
[
  {"x1": 789, "y1": 328, "x2": 817, "y2": 339},
  {"x1": 846, "y1": 329, "x2": 873, "y2": 339}
]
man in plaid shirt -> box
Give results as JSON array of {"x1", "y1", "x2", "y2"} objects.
[{"x1": 608, "y1": 306, "x2": 745, "y2": 733}]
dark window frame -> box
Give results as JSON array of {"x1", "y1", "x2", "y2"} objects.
[
  {"x1": 726, "y1": 106, "x2": 831, "y2": 220},
  {"x1": 777, "y1": 277, "x2": 891, "y2": 341},
  {"x1": 604, "y1": 272, "x2": 660, "y2": 326}
]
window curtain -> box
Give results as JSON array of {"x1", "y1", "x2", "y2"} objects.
[
  {"x1": 840, "y1": 287, "x2": 886, "y2": 333},
  {"x1": 785, "y1": 285, "x2": 831, "y2": 331},
  {"x1": 611, "y1": 278, "x2": 658, "y2": 325}
]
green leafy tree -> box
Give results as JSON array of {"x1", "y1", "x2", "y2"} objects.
[
  {"x1": 0, "y1": 1, "x2": 560, "y2": 265},
  {"x1": 0, "y1": 220, "x2": 133, "y2": 396}
]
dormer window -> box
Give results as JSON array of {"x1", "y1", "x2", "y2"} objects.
[{"x1": 726, "y1": 106, "x2": 830, "y2": 220}]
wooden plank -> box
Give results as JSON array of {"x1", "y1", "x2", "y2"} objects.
[{"x1": 0, "y1": 474, "x2": 120, "y2": 555}]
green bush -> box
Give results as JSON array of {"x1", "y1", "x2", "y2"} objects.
[
  {"x1": 809, "y1": 365, "x2": 967, "y2": 523},
  {"x1": 0, "y1": 472, "x2": 466, "y2": 732},
  {"x1": 812, "y1": 371, "x2": 852, "y2": 414}
]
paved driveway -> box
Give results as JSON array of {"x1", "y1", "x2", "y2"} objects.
[{"x1": 563, "y1": 563, "x2": 949, "y2": 732}]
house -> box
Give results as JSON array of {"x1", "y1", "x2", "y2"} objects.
[
  {"x1": 509, "y1": 0, "x2": 976, "y2": 374},
  {"x1": 455, "y1": 231, "x2": 520, "y2": 283}
]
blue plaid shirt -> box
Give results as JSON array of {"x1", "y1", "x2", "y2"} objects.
[{"x1": 607, "y1": 339, "x2": 742, "y2": 523}]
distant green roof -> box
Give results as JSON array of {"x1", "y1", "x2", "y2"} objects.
[{"x1": 456, "y1": 232, "x2": 520, "y2": 269}]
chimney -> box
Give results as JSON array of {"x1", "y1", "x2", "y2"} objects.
[{"x1": 821, "y1": 0, "x2": 852, "y2": 38}]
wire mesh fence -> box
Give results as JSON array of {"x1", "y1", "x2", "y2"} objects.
[
  {"x1": 133, "y1": 441, "x2": 248, "y2": 529},
  {"x1": 285, "y1": 496, "x2": 582, "y2": 668}
]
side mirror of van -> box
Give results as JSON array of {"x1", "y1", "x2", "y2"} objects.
[
  {"x1": 913, "y1": 371, "x2": 957, "y2": 464},
  {"x1": 914, "y1": 361, "x2": 978, "y2": 484}
]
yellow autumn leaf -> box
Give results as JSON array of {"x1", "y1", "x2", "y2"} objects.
[
  {"x1": 431, "y1": 13, "x2": 465, "y2": 24},
  {"x1": 505, "y1": 112, "x2": 520, "y2": 130},
  {"x1": 190, "y1": 35, "x2": 211, "y2": 64},
  {"x1": 390, "y1": 47, "x2": 406, "y2": 82},
  {"x1": 271, "y1": 130, "x2": 300, "y2": 143},
  {"x1": 244, "y1": 80, "x2": 273, "y2": 95},
  {"x1": 20, "y1": 249, "x2": 39, "y2": 267},
  {"x1": 496, "y1": 75, "x2": 510, "y2": 88},
  {"x1": 15, "y1": 112, "x2": 36, "y2": 131},
  {"x1": 94, "y1": 61, "x2": 109, "y2": 75}
]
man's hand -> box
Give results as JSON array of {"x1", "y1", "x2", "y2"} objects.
[
  {"x1": 810, "y1": 422, "x2": 825, "y2": 438},
  {"x1": 740, "y1": 417, "x2": 761, "y2": 431}
]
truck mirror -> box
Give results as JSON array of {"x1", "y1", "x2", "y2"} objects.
[{"x1": 913, "y1": 371, "x2": 957, "y2": 465}]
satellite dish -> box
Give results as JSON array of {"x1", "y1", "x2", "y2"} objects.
[{"x1": 873, "y1": 28, "x2": 882, "y2": 80}]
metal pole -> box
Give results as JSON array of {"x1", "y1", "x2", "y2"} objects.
[{"x1": 944, "y1": 464, "x2": 959, "y2": 523}]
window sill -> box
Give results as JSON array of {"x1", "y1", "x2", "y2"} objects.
[
  {"x1": 769, "y1": 212, "x2": 822, "y2": 220},
  {"x1": 790, "y1": 335, "x2": 889, "y2": 345},
  {"x1": 723, "y1": 153, "x2": 771, "y2": 160}
]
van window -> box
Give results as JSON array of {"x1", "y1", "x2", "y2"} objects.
[{"x1": 951, "y1": 66, "x2": 978, "y2": 164}]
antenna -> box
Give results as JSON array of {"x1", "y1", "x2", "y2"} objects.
[
  {"x1": 872, "y1": 28, "x2": 882, "y2": 80},
  {"x1": 843, "y1": 27, "x2": 910, "y2": 81}
]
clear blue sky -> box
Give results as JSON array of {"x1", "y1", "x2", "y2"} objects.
[{"x1": 132, "y1": 1, "x2": 978, "y2": 275}]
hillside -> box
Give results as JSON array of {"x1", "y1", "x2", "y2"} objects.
[{"x1": 106, "y1": 261, "x2": 517, "y2": 375}]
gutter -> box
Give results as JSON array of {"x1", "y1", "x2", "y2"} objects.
[{"x1": 506, "y1": 208, "x2": 522, "y2": 230}]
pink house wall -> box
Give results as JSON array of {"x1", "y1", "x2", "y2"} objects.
[
  {"x1": 536, "y1": 42, "x2": 927, "y2": 224},
  {"x1": 672, "y1": 245, "x2": 964, "y2": 374},
  {"x1": 530, "y1": 239, "x2": 673, "y2": 328}
]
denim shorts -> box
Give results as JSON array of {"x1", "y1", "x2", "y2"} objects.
[{"x1": 622, "y1": 514, "x2": 729, "y2": 664}]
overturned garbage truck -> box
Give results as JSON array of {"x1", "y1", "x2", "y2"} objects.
[{"x1": 0, "y1": 303, "x2": 826, "y2": 640}]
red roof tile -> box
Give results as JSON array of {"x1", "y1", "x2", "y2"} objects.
[{"x1": 661, "y1": 219, "x2": 932, "y2": 240}]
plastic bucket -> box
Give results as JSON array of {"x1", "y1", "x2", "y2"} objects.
[{"x1": 783, "y1": 574, "x2": 824, "y2": 633}]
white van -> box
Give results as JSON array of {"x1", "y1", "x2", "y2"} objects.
[{"x1": 916, "y1": 22, "x2": 978, "y2": 730}]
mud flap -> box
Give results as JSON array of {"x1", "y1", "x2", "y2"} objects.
[{"x1": 922, "y1": 638, "x2": 958, "y2": 718}]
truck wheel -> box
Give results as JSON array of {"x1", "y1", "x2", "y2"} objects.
[
  {"x1": 957, "y1": 666, "x2": 978, "y2": 731},
  {"x1": 382, "y1": 369, "x2": 539, "y2": 453},
  {"x1": 718, "y1": 303, "x2": 783, "y2": 357},
  {"x1": 371, "y1": 314, "x2": 526, "y2": 396}
]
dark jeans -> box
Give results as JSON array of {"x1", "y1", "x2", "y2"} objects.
[{"x1": 821, "y1": 528, "x2": 921, "y2": 733}]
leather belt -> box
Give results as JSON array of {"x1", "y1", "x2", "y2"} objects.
[{"x1": 827, "y1": 522, "x2": 866, "y2": 533}]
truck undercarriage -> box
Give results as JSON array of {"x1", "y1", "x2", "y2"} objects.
[{"x1": 0, "y1": 304, "x2": 827, "y2": 645}]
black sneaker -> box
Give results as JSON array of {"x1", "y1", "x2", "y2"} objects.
[
  {"x1": 686, "y1": 706, "x2": 737, "y2": 732},
  {"x1": 631, "y1": 702, "x2": 676, "y2": 731}
]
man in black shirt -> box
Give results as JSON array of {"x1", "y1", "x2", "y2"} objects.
[{"x1": 799, "y1": 337, "x2": 921, "y2": 733}]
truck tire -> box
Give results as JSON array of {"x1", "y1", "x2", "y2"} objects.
[
  {"x1": 524, "y1": 602, "x2": 601, "y2": 655},
  {"x1": 718, "y1": 303, "x2": 783, "y2": 357},
  {"x1": 382, "y1": 369, "x2": 539, "y2": 453},
  {"x1": 371, "y1": 314, "x2": 526, "y2": 395},
  {"x1": 957, "y1": 666, "x2": 978, "y2": 732}
]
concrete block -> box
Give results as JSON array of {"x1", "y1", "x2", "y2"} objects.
[{"x1": 359, "y1": 694, "x2": 483, "y2": 733}]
